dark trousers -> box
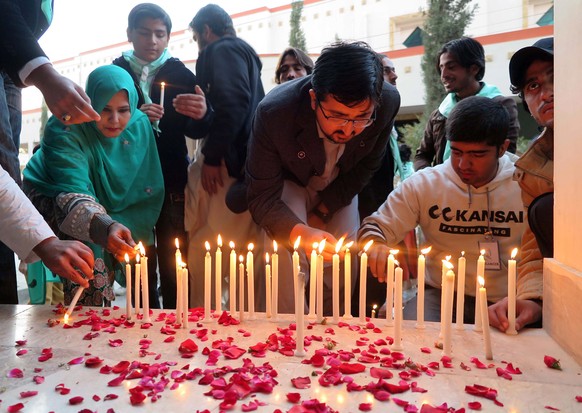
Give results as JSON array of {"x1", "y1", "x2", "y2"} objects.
[
  {"x1": 148, "y1": 191, "x2": 188, "y2": 309},
  {"x1": 0, "y1": 242, "x2": 18, "y2": 304},
  {"x1": 528, "y1": 192, "x2": 554, "y2": 258}
]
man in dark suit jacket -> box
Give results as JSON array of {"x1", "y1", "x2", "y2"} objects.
[{"x1": 246, "y1": 41, "x2": 401, "y2": 314}]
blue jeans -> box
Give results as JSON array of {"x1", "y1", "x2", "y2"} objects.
[{"x1": 0, "y1": 71, "x2": 22, "y2": 304}]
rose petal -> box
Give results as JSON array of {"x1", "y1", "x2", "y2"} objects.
[
  {"x1": 543, "y1": 355, "x2": 562, "y2": 370},
  {"x1": 359, "y1": 403, "x2": 373, "y2": 411},
  {"x1": 68, "y1": 356, "x2": 85, "y2": 365},
  {"x1": 19, "y1": 390, "x2": 38, "y2": 398},
  {"x1": 7, "y1": 368, "x2": 24, "y2": 378},
  {"x1": 287, "y1": 392, "x2": 301, "y2": 403},
  {"x1": 69, "y1": 396, "x2": 84, "y2": 405},
  {"x1": 339, "y1": 362, "x2": 366, "y2": 374},
  {"x1": 468, "y1": 401, "x2": 482, "y2": 410},
  {"x1": 7, "y1": 403, "x2": 25, "y2": 413},
  {"x1": 179, "y1": 338, "x2": 199, "y2": 354},
  {"x1": 291, "y1": 376, "x2": 311, "y2": 389}
]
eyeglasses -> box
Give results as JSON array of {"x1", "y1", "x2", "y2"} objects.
[{"x1": 316, "y1": 99, "x2": 376, "y2": 129}]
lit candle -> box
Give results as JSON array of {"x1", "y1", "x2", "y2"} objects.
[
  {"x1": 475, "y1": 250, "x2": 485, "y2": 332},
  {"x1": 316, "y1": 239, "x2": 325, "y2": 323},
  {"x1": 455, "y1": 251, "x2": 466, "y2": 330},
  {"x1": 265, "y1": 253, "x2": 272, "y2": 318},
  {"x1": 65, "y1": 286, "x2": 84, "y2": 319},
  {"x1": 343, "y1": 241, "x2": 353, "y2": 319},
  {"x1": 204, "y1": 241, "x2": 212, "y2": 322},
  {"x1": 125, "y1": 254, "x2": 132, "y2": 320},
  {"x1": 478, "y1": 276, "x2": 493, "y2": 360},
  {"x1": 175, "y1": 239, "x2": 182, "y2": 325},
  {"x1": 247, "y1": 243, "x2": 255, "y2": 320},
  {"x1": 295, "y1": 272, "x2": 306, "y2": 357},
  {"x1": 182, "y1": 263, "x2": 189, "y2": 329},
  {"x1": 229, "y1": 241, "x2": 236, "y2": 314},
  {"x1": 292, "y1": 236, "x2": 301, "y2": 312},
  {"x1": 359, "y1": 240, "x2": 374, "y2": 323},
  {"x1": 135, "y1": 254, "x2": 141, "y2": 316},
  {"x1": 272, "y1": 241, "x2": 279, "y2": 320},
  {"x1": 332, "y1": 237, "x2": 344, "y2": 324},
  {"x1": 371, "y1": 304, "x2": 377, "y2": 318},
  {"x1": 392, "y1": 263, "x2": 404, "y2": 351},
  {"x1": 215, "y1": 235, "x2": 223, "y2": 313},
  {"x1": 139, "y1": 244, "x2": 150, "y2": 323},
  {"x1": 238, "y1": 255, "x2": 245, "y2": 322},
  {"x1": 507, "y1": 248, "x2": 518, "y2": 335},
  {"x1": 416, "y1": 246, "x2": 431, "y2": 328},
  {"x1": 160, "y1": 82, "x2": 165, "y2": 106},
  {"x1": 386, "y1": 249, "x2": 398, "y2": 326},
  {"x1": 442, "y1": 261, "x2": 455, "y2": 358},
  {"x1": 308, "y1": 242, "x2": 318, "y2": 319}
]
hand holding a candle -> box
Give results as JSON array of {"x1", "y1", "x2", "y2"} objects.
[
  {"x1": 173, "y1": 85, "x2": 207, "y2": 120},
  {"x1": 366, "y1": 242, "x2": 396, "y2": 282},
  {"x1": 488, "y1": 297, "x2": 543, "y2": 332},
  {"x1": 138, "y1": 102, "x2": 164, "y2": 123},
  {"x1": 289, "y1": 223, "x2": 337, "y2": 260},
  {"x1": 105, "y1": 222, "x2": 137, "y2": 261}
]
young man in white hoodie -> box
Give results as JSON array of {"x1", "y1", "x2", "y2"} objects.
[{"x1": 359, "y1": 96, "x2": 526, "y2": 323}]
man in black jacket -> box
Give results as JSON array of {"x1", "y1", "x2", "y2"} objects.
[
  {"x1": 113, "y1": 3, "x2": 212, "y2": 309},
  {"x1": 186, "y1": 4, "x2": 264, "y2": 309}
]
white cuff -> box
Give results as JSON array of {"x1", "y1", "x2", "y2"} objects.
[{"x1": 20, "y1": 57, "x2": 52, "y2": 86}]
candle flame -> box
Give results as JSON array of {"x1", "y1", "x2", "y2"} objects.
[
  {"x1": 443, "y1": 260, "x2": 454, "y2": 270},
  {"x1": 480, "y1": 249, "x2": 486, "y2": 256},
  {"x1": 265, "y1": 252, "x2": 270, "y2": 263},
  {"x1": 273, "y1": 240, "x2": 278, "y2": 253},
  {"x1": 461, "y1": 251, "x2": 465, "y2": 257},
  {"x1": 312, "y1": 242, "x2": 319, "y2": 250},
  {"x1": 175, "y1": 238, "x2": 180, "y2": 249},
  {"x1": 389, "y1": 249, "x2": 399, "y2": 255},
  {"x1": 63, "y1": 313, "x2": 69, "y2": 323},
  {"x1": 239, "y1": 255, "x2": 244, "y2": 263},
  {"x1": 421, "y1": 246, "x2": 432, "y2": 255},
  {"x1": 136, "y1": 254, "x2": 140, "y2": 263},
  {"x1": 318, "y1": 239, "x2": 326, "y2": 254},
  {"x1": 217, "y1": 234, "x2": 222, "y2": 247},
  {"x1": 205, "y1": 241, "x2": 211, "y2": 251},
  {"x1": 335, "y1": 236, "x2": 345, "y2": 253},
  {"x1": 372, "y1": 304, "x2": 378, "y2": 310},
  {"x1": 180, "y1": 262, "x2": 187, "y2": 268},
  {"x1": 394, "y1": 260, "x2": 400, "y2": 267},
  {"x1": 248, "y1": 243, "x2": 254, "y2": 251},
  {"x1": 293, "y1": 236, "x2": 301, "y2": 250},
  {"x1": 229, "y1": 241, "x2": 235, "y2": 249},
  {"x1": 344, "y1": 241, "x2": 354, "y2": 251},
  {"x1": 478, "y1": 275, "x2": 485, "y2": 287},
  {"x1": 363, "y1": 239, "x2": 374, "y2": 252},
  {"x1": 161, "y1": 81, "x2": 165, "y2": 88},
  {"x1": 445, "y1": 255, "x2": 451, "y2": 262},
  {"x1": 137, "y1": 241, "x2": 145, "y2": 256},
  {"x1": 125, "y1": 253, "x2": 129, "y2": 263},
  {"x1": 511, "y1": 248, "x2": 518, "y2": 259}
]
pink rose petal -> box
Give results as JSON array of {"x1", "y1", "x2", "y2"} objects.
[
  {"x1": 7, "y1": 403, "x2": 24, "y2": 413},
  {"x1": 19, "y1": 390, "x2": 38, "y2": 398},
  {"x1": 7, "y1": 368, "x2": 24, "y2": 378}
]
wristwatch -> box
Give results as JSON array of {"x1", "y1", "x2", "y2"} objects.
[{"x1": 312, "y1": 207, "x2": 332, "y2": 224}]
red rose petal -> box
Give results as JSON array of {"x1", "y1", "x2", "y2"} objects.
[
  {"x1": 576, "y1": 395, "x2": 582, "y2": 402},
  {"x1": 468, "y1": 401, "x2": 482, "y2": 410},
  {"x1": 370, "y1": 367, "x2": 393, "y2": 379},
  {"x1": 179, "y1": 338, "x2": 199, "y2": 354},
  {"x1": 7, "y1": 403, "x2": 24, "y2": 413},
  {"x1": 19, "y1": 390, "x2": 38, "y2": 398},
  {"x1": 85, "y1": 357, "x2": 103, "y2": 367},
  {"x1": 339, "y1": 362, "x2": 366, "y2": 374},
  {"x1": 359, "y1": 403, "x2": 373, "y2": 411},
  {"x1": 16, "y1": 349, "x2": 28, "y2": 356},
  {"x1": 68, "y1": 356, "x2": 84, "y2": 365},
  {"x1": 543, "y1": 355, "x2": 562, "y2": 370},
  {"x1": 7, "y1": 368, "x2": 24, "y2": 378},
  {"x1": 291, "y1": 376, "x2": 311, "y2": 389},
  {"x1": 69, "y1": 396, "x2": 84, "y2": 405},
  {"x1": 287, "y1": 392, "x2": 301, "y2": 403}
]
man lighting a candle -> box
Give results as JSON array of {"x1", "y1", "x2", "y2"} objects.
[
  {"x1": 246, "y1": 41, "x2": 400, "y2": 314},
  {"x1": 113, "y1": 3, "x2": 212, "y2": 309},
  {"x1": 489, "y1": 38, "x2": 554, "y2": 332},
  {"x1": 359, "y1": 96, "x2": 525, "y2": 324}
]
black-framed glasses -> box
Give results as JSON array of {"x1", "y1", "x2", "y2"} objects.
[{"x1": 316, "y1": 99, "x2": 376, "y2": 129}]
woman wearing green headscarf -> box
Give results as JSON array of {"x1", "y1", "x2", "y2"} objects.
[{"x1": 24, "y1": 65, "x2": 164, "y2": 306}]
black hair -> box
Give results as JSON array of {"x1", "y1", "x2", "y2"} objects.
[
  {"x1": 275, "y1": 47, "x2": 314, "y2": 84},
  {"x1": 128, "y1": 3, "x2": 172, "y2": 35},
  {"x1": 189, "y1": 4, "x2": 236, "y2": 37},
  {"x1": 436, "y1": 37, "x2": 485, "y2": 81},
  {"x1": 446, "y1": 96, "x2": 509, "y2": 148},
  {"x1": 312, "y1": 41, "x2": 383, "y2": 107}
]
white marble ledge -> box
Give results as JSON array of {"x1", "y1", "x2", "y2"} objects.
[{"x1": 0, "y1": 305, "x2": 581, "y2": 412}]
